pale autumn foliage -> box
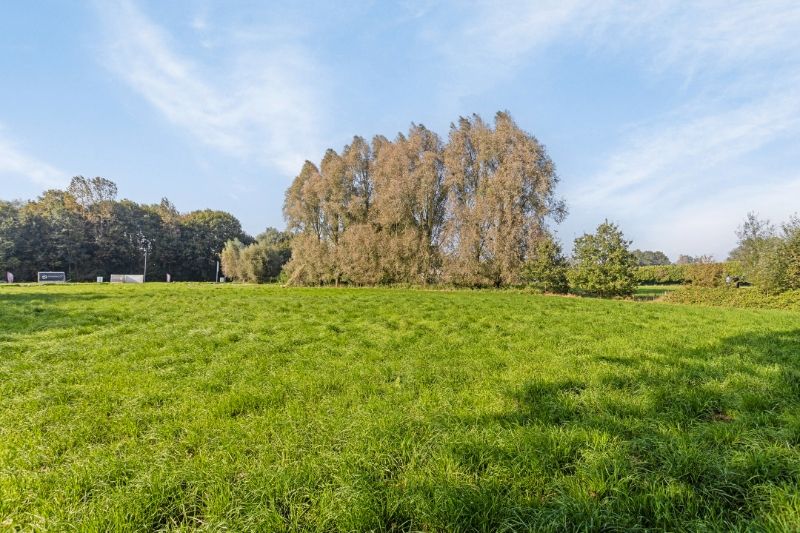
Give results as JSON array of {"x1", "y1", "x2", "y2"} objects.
[{"x1": 283, "y1": 111, "x2": 565, "y2": 286}]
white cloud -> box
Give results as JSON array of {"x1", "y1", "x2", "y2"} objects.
[
  {"x1": 0, "y1": 128, "x2": 64, "y2": 189},
  {"x1": 435, "y1": 1, "x2": 800, "y2": 88},
  {"x1": 570, "y1": 80, "x2": 800, "y2": 210},
  {"x1": 94, "y1": 0, "x2": 326, "y2": 175},
  {"x1": 432, "y1": 1, "x2": 800, "y2": 257}
]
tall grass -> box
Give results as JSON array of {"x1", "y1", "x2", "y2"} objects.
[{"x1": 1, "y1": 284, "x2": 799, "y2": 530}]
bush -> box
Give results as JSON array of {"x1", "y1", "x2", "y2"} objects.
[
  {"x1": 685, "y1": 262, "x2": 726, "y2": 287},
  {"x1": 634, "y1": 264, "x2": 688, "y2": 284},
  {"x1": 634, "y1": 261, "x2": 743, "y2": 286},
  {"x1": 522, "y1": 237, "x2": 569, "y2": 293},
  {"x1": 728, "y1": 213, "x2": 800, "y2": 294},
  {"x1": 569, "y1": 221, "x2": 637, "y2": 297},
  {"x1": 663, "y1": 287, "x2": 800, "y2": 311},
  {"x1": 754, "y1": 218, "x2": 800, "y2": 293},
  {"x1": 221, "y1": 228, "x2": 291, "y2": 283}
]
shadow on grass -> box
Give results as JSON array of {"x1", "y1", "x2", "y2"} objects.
[
  {"x1": 440, "y1": 328, "x2": 800, "y2": 530},
  {"x1": 0, "y1": 291, "x2": 113, "y2": 340}
]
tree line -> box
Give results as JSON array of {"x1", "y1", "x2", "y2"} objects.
[
  {"x1": 5, "y1": 111, "x2": 794, "y2": 298},
  {"x1": 0, "y1": 176, "x2": 249, "y2": 281}
]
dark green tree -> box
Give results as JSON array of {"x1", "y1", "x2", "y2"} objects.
[
  {"x1": 631, "y1": 249, "x2": 671, "y2": 266},
  {"x1": 522, "y1": 235, "x2": 569, "y2": 293},
  {"x1": 178, "y1": 210, "x2": 249, "y2": 281},
  {"x1": 569, "y1": 221, "x2": 637, "y2": 297}
]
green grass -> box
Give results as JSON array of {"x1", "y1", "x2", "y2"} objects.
[
  {"x1": 2, "y1": 284, "x2": 800, "y2": 531},
  {"x1": 635, "y1": 285, "x2": 681, "y2": 300}
]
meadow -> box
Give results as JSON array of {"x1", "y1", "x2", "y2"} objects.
[{"x1": 1, "y1": 284, "x2": 799, "y2": 531}]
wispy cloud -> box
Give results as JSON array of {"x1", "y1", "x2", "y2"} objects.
[
  {"x1": 433, "y1": 1, "x2": 800, "y2": 92},
  {"x1": 431, "y1": 1, "x2": 800, "y2": 256},
  {"x1": 94, "y1": 0, "x2": 326, "y2": 175},
  {"x1": 567, "y1": 2, "x2": 800, "y2": 256},
  {"x1": 571, "y1": 80, "x2": 800, "y2": 210},
  {"x1": 0, "y1": 127, "x2": 64, "y2": 189}
]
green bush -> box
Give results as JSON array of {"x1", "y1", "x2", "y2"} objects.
[
  {"x1": 569, "y1": 221, "x2": 637, "y2": 297},
  {"x1": 522, "y1": 237, "x2": 569, "y2": 293},
  {"x1": 221, "y1": 228, "x2": 292, "y2": 283},
  {"x1": 729, "y1": 213, "x2": 800, "y2": 294},
  {"x1": 634, "y1": 261, "x2": 743, "y2": 286},
  {"x1": 663, "y1": 286, "x2": 800, "y2": 311},
  {"x1": 634, "y1": 264, "x2": 688, "y2": 284}
]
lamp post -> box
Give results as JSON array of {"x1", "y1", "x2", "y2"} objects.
[{"x1": 136, "y1": 231, "x2": 152, "y2": 282}]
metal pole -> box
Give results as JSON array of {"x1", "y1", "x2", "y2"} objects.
[
  {"x1": 215, "y1": 260, "x2": 220, "y2": 283},
  {"x1": 143, "y1": 250, "x2": 148, "y2": 282}
]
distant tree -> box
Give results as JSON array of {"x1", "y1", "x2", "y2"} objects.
[
  {"x1": 569, "y1": 221, "x2": 637, "y2": 297},
  {"x1": 0, "y1": 201, "x2": 21, "y2": 276},
  {"x1": 749, "y1": 215, "x2": 800, "y2": 294},
  {"x1": 246, "y1": 228, "x2": 292, "y2": 282},
  {"x1": 67, "y1": 176, "x2": 118, "y2": 208},
  {"x1": 220, "y1": 239, "x2": 244, "y2": 281},
  {"x1": 23, "y1": 190, "x2": 91, "y2": 280},
  {"x1": 729, "y1": 212, "x2": 775, "y2": 260},
  {"x1": 371, "y1": 124, "x2": 446, "y2": 284},
  {"x1": 522, "y1": 235, "x2": 569, "y2": 293},
  {"x1": 221, "y1": 229, "x2": 292, "y2": 283},
  {"x1": 179, "y1": 210, "x2": 248, "y2": 281},
  {"x1": 783, "y1": 216, "x2": 800, "y2": 290},
  {"x1": 728, "y1": 212, "x2": 780, "y2": 286},
  {"x1": 631, "y1": 249, "x2": 671, "y2": 266},
  {"x1": 0, "y1": 177, "x2": 247, "y2": 282},
  {"x1": 149, "y1": 199, "x2": 182, "y2": 279},
  {"x1": 283, "y1": 161, "x2": 338, "y2": 284}
]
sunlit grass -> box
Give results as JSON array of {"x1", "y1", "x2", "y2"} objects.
[
  {"x1": 1, "y1": 284, "x2": 799, "y2": 530},
  {"x1": 634, "y1": 284, "x2": 680, "y2": 299}
]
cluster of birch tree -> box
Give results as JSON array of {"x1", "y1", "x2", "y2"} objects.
[{"x1": 283, "y1": 112, "x2": 567, "y2": 287}]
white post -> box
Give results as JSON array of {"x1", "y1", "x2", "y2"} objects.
[
  {"x1": 143, "y1": 250, "x2": 148, "y2": 282},
  {"x1": 215, "y1": 260, "x2": 220, "y2": 283}
]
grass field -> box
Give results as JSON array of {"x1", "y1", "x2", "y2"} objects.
[
  {"x1": 2, "y1": 284, "x2": 800, "y2": 531},
  {"x1": 634, "y1": 285, "x2": 680, "y2": 300}
]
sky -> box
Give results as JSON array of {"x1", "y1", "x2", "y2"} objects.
[{"x1": 1, "y1": 1, "x2": 799, "y2": 260}]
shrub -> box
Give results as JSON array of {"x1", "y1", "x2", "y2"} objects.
[
  {"x1": 569, "y1": 221, "x2": 637, "y2": 297},
  {"x1": 634, "y1": 261, "x2": 743, "y2": 286},
  {"x1": 728, "y1": 212, "x2": 800, "y2": 294},
  {"x1": 634, "y1": 264, "x2": 687, "y2": 285},
  {"x1": 221, "y1": 228, "x2": 292, "y2": 283},
  {"x1": 522, "y1": 237, "x2": 569, "y2": 293},
  {"x1": 663, "y1": 286, "x2": 800, "y2": 311},
  {"x1": 685, "y1": 262, "x2": 726, "y2": 287}
]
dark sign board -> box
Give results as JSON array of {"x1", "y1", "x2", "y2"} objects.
[{"x1": 38, "y1": 271, "x2": 66, "y2": 283}]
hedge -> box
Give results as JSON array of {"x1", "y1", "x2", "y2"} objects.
[
  {"x1": 634, "y1": 265, "x2": 688, "y2": 284},
  {"x1": 635, "y1": 261, "x2": 743, "y2": 286},
  {"x1": 662, "y1": 286, "x2": 800, "y2": 311}
]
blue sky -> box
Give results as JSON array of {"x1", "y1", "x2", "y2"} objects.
[{"x1": 1, "y1": 1, "x2": 799, "y2": 260}]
